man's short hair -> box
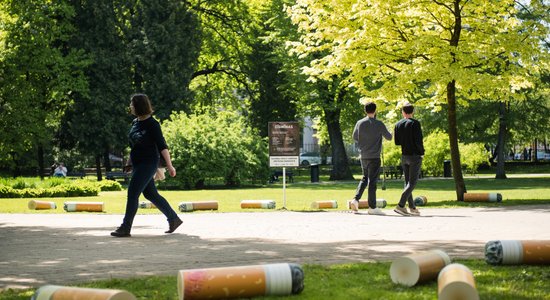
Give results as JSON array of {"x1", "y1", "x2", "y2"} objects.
[
  {"x1": 364, "y1": 102, "x2": 376, "y2": 114},
  {"x1": 402, "y1": 103, "x2": 414, "y2": 114}
]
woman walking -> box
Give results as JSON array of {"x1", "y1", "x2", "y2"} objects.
[{"x1": 111, "y1": 94, "x2": 182, "y2": 237}]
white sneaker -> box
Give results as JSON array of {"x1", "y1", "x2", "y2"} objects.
[
  {"x1": 409, "y1": 208, "x2": 421, "y2": 216},
  {"x1": 350, "y1": 199, "x2": 359, "y2": 213},
  {"x1": 368, "y1": 208, "x2": 386, "y2": 215}
]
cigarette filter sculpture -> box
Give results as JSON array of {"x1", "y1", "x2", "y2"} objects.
[
  {"x1": 28, "y1": 200, "x2": 57, "y2": 210},
  {"x1": 63, "y1": 201, "x2": 104, "y2": 212},
  {"x1": 347, "y1": 199, "x2": 387, "y2": 209},
  {"x1": 310, "y1": 200, "x2": 338, "y2": 209},
  {"x1": 139, "y1": 201, "x2": 156, "y2": 209},
  {"x1": 240, "y1": 200, "x2": 276, "y2": 209},
  {"x1": 414, "y1": 196, "x2": 428, "y2": 206},
  {"x1": 32, "y1": 285, "x2": 136, "y2": 300},
  {"x1": 463, "y1": 193, "x2": 502, "y2": 202},
  {"x1": 390, "y1": 250, "x2": 451, "y2": 287},
  {"x1": 437, "y1": 264, "x2": 479, "y2": 300},
  {"x1": 177, "y1": 263, "x2": 304, "y2": 300},
  {"x1": 485, "y1": 240, "x2": 550, "y2": 265},
  {"x1": 179, "y1": 201, "x2": 219, "y2": 212}
]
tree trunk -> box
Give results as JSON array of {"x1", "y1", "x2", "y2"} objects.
[
  {"x1": 323, "y1": 107, "x2": 354, "y2": 180},
  {"x1": 446, "y1": 80, "x2": 467, "y2": 200},
  {"x1": 495, "y1": 101, "x2": 507, "y2": 179},
  {"x1": 533, "y1": 138, "x2": 538, "y2": 162},
  {"x1": 37, "y1": 144, "x2": 45, "y2": 180},
  {"x1": 103, "y1": 149, "x2": 112, "y2": 172},
  {"x1": 95, "y1": 154, "x2": 103, "y2": 181}
]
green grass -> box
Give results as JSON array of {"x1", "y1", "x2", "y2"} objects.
[
  {"x1": 1, "y1": 176, "x2": 549, "y2": 213},
  {"x1": 2, "y1": 260, "x2": 548, "y2": 299}
]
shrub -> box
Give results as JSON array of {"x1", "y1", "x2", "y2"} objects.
[
  {"x1": 87, "y1": 179, "x2": 122, "y2": 191},
  {"x1": 0, "y1": 178, "x2": 102, "y2": 198},
  {"x1": 162, "y1": 111, "x2": 270, "y2": 189},
  {"x1": 460, "y1": 143, "x2": 490, "y2": 175},
  {"x1": 422, "y1": 130, "x2": 451, "y2": 176}
]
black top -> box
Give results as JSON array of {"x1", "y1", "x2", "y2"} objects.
[
  {"x1": 394, "y1": 118, "x2": 425, "y2": 156},
  {"x1": 128, "y1": 117, "x2": 168, "y2": 164}
]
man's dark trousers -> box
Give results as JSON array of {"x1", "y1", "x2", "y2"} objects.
[
  {"x1": 398, "y1": 155, "x2": 422, "y2": 208},
  {"x1": 354, "y1": 158, "x2": 381, "y2": 209}
]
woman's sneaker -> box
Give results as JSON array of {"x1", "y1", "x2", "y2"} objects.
[
  {"x1": 409, "y1": 208, "x2": 421, "y2": 216},
  {"x1": 394, "y1": 205, "x2": 410, "y2": 216}
]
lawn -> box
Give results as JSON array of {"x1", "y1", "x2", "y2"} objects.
[
  {"x1": 1, "y1": 260, "x2": 548, "y2": 300},
  {"x1": 1, "y1": 176, "x2": 549, "y2": 214},
  {"x1": 1, "y1": 174, "x2": 549, "y2": 299}
]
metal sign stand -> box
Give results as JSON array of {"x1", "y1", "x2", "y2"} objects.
[{"x1": 282, "y1": 167, "x2": 287, "y2": 209}]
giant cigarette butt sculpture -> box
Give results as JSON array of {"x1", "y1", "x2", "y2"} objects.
[
  {"x1": 32, "y1": 285, "x2": 136, "y2": 300},
  {"x1": 28, "y1": 200, "x2": 57, "y2": 210},
  {"x1": 347, "y1": 199, "x2": 387, "y2": 209},
  {"x1": 463, "y1": 193, "x2": 502, "y2": 202},
  {"x1": 485, "y1": 240, "x2": 550, "y2": 265},
  {"x1": 139, "y1": 201, "x2": 156, "y2": 209},
  {"x1": 437, "y1": 263, "x2": 479, "y2": 300},
  {"x1": 178, "y1": 263, "x2": 304, "y2": 300},
  {"x1": 179, "y1": 201, "x2": 219, "y2": 212},
  {"x1": 240, "y1": 200, "x2": 276, "y2": 209},
  {"x1": 390, "y1": 250, "x2": 451, "y2": 286},
  {"x1": 311, "y1": 200, "x2": 338, "y2": 209},
  {"x1": 63, "y1": 201, "x2": 104, "y2": 212},
  {"x1": 414, "y1": 196, "x2": 428, "y2": 206}
]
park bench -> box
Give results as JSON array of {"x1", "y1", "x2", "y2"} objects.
[
  {"x1": 269, "y1": 170, "x2": 294, "y2": 183},
  {"x1": 106, "y1": 171, "x2": 129, "y2": 183},
  {"x1": 66, "y1": 171, "x2": 86, "y2": 179},
  {"x1": 382, "y1": 166, "x2": 402, "y2": 179}
]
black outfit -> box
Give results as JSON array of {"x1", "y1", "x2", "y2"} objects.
[
  {"x1": 394, "y1": 118, "x2": 424, "y2": 209},
  {"x1": 118, "y1": 117, "x2": 179, "y2": 234}
]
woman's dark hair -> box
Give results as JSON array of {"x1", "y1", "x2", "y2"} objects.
[
  {"x1": 131, "y1": 93, "x2": 154, "y2": 116},
  {"x1": 364, "y1": 102, "x2": 376, "y2": 114}
]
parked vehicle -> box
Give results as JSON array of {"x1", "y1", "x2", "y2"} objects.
[{"x1": 299, "y1": 152, "x2": 332, "y2": 166}]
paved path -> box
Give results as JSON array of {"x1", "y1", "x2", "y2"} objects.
[{"x1": 1, "y1": 205, "x2": 550, "y2": 290}]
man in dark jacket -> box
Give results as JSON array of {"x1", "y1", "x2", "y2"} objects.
[{"x1": 394, "y1": 103, "x2": 424, "y2": 216}]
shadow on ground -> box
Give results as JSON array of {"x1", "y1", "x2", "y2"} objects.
[{"x1": 0, "y1": 223, "x2": 484, "y2": 290}]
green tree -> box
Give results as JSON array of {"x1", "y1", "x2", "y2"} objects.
[
  {"x1": 0, "y1": 0, "x2": 89, "y2": 177},
  {"x1": 185, "y1": 0, "x2": 253, "y2": 113},
  {"x1": 288, "y1": 0, "x2": 549, "y2": 200},
  {"x1": 128, "y1": 0, "x2": 201, "y2": 119},
  {"x1": 57, "y1": 0, "x2": 133, "y2": 180},
  {"x1": 254, "y1": 0, "x2": 357, "y2": 180}
]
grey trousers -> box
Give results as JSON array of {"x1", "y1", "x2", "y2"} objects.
[
  {"x1": 354, "y1": 158, "x2": 381, "y2": 209},
  {"x1": 398, "y1": 155, "x2": 423, "y2": 209}
]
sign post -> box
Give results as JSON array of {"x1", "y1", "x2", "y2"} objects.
[{"x1": 268, "y1": 122, "x2": 300, "y2": 209}]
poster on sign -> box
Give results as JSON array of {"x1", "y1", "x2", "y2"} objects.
[{"x1": 268, "y1": 122, "x2": 300, "y2": 167}]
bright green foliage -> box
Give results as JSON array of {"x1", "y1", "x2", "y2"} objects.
[
  {"x1": 460, "y1": 142, "x2": 490, "y2": 175},
  {"x1": 382, "y1": 140, "x2": 401, "y2": 168},
  {"x1": 423, "y1": 130, "x2": 452, "y2": 177},
  {"x1": 188, "y1": 0, "x2": 254, "y2": 113},
  {"x1": 288, "y1": 0, "x2": 548, "y2": 106},
  {"x1": 421, "y1": 131, "x2": 489, "y2": 176},
  {"x1": 162, "y1": 111, "x2": 269, "y2": 189}
]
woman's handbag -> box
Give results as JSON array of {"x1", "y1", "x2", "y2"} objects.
[{"x1": 154, "y1": 167, "x2": 166, "y2": 181}]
